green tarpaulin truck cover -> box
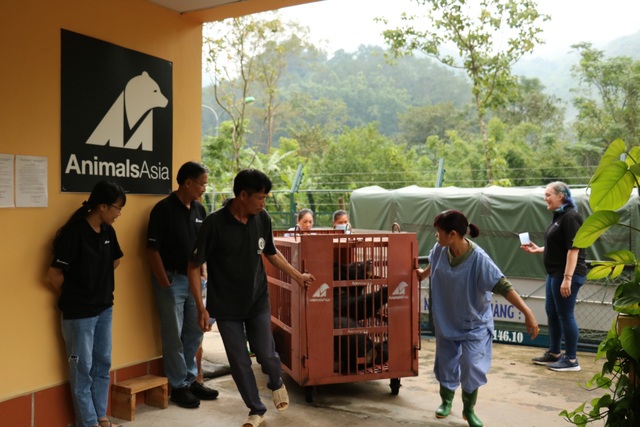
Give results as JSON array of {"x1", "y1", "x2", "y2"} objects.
[{"x1": 349, "y1": 185, "x2": 640, "y2": 279}]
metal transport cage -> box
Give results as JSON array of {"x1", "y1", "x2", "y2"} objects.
[{"x1": 265, "y1": 228, "x2": 420, "y2": 402}]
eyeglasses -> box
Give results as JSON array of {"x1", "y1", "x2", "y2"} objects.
[
  {"x1": 110, "y1": 204, "x2": 123, "y2": 213},
  {"x1": 190, "y1": 179, "x2": 208, "y2": 189}
]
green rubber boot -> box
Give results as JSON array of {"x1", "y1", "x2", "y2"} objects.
[
  {"x1": 462, "y1": 389, "x2": 483, "y2": 427},
  {"x1": 435, "y1": 385, "x2": 455, "y2": 419}
]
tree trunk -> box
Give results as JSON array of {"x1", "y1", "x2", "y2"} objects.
[
  {"x1": 266, "y1": 103, "x2": 273, "y2": 152},
  {"x1": 475, "y1": 93, "x2": 493, "y2": 183}
]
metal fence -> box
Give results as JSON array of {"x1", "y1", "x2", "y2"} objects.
[
  {"x1": 575, "y1": 269, "x2": 627, "y2": 346},
  {"x1": 418, "y1": 256, "x2": 623, "y2": 352},
  {"x1": 203, "y1": 188, "x2": 354, "y2": 229}
]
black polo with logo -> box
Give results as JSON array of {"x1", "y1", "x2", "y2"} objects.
[
  {"x1": 190, "y1": 200, "x2": 277, "y2": 320},
  {"x1": 52, "y1": 220, "x2": 123, "y2": 319},
  {"x1": 147, "y1": 192, "x2": 206, "y2": 273}
]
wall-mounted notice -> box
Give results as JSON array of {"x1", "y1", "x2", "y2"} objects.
[
  {"x1": 16, "y1": 155, "x2": 48, "y2": 208},
  {"x1": 0, "y1": 154, "x2": 15, "y2": 208}
]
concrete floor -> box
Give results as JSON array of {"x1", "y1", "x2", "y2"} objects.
[{"x1": 117, "y1": 326, "x2": 605, "y2": 427}]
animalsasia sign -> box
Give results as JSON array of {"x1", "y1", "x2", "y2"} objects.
[
  {"x1": 60, "y1": 30, "x2": 173, "y2": 194},
  {"x1": 64, "y1": 156, "x2": 170, "y2": 180}
]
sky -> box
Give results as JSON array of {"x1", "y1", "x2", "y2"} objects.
[
  {"x1": 202, "y1": 0, "x2": 640, "y2": 85},
  {"x1": 277, "y1": 0, "x2": 640, "y2": 58}
]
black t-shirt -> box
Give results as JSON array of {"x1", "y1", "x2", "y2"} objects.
[
  {"x1": 147, "y1": 192, "x2": 206, "y2": 273},
  {"x1": 51, "y1": 220, "x2": 123, "y2": 319},
  {"x1": 190, "y1": 200, "x2": 277, "y2": 320},
  {"x1": 543, "y1": 206, "x2": 587, "y2": 277}
]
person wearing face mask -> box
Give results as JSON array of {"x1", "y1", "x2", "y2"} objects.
[
  {"x1": 47, "y1": 180, "x2": 126, "y2": 427},
  {"x1": 332, "y1": 209, "x2": 351, "y2": 233},
  {"x1": 521, "y1": 181, "x2": 587, "y2": 372},
  {"x1": 146, "y1": 161, "x2": 219, "y2": 409},
  {"x1": 416, "y1": 209, "x2": 538, "y2": 427}
]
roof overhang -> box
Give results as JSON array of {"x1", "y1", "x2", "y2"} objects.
[{"x1": 147, "y1": 0, "x2": 323, "y2": 22}]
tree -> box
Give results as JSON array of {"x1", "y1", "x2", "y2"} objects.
[
  {"x1": 286, "y1": 93, "x2": 349, "y2": 151},
  {"x1": 381, "y1": 0, "x2": 549, "y2": 183},
  {"x1": 203, "y1": 13, "x2": 285, "y2": 172},
  {"x1": 493, "y1": 76, "x2": 565, "y2": 132},
  {"x1": 398, "y1": 102, "x2": 474, "y2": 148},
  {"x1": 490, "y1": 119, "x2": 580, "y2": 186},
  {"x1": 308, "y1": 124, "x2": 432, "y2": 190},
  {"x1": 426, "y1": 130, "x2": 486, "y2": 186},
  {"x1": 252, "y1": 26, "x2": 317, "y2": 152},
  {"x1": 571, "y1": 42, "x2": 640, "y2": 153},
  {"x1": 488, "y1": 76, "x2": 578, "y2": 185},
  {"x1": 201, "y1": 120, "x2": 254, "y2": 191},
  {"x1": 283, "y1": 45, "x2": 472, "y2": 138}
]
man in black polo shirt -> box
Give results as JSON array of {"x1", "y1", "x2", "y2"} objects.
[
  {"x1": 147, "y1": 161, "x2": 218, "y2": 408},
  {"x1": 187, "y1": 169, "x2": 315, "y2": 427}
]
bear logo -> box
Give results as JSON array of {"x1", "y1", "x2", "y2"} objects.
[
  {"x1": 85, "y1": 71, "x2": 168, "y2": 151},
  {"x1": 392, "y1": 281, "x2": 409, "y2": 296},
  {"x1": 312, "y1": 283, "x2": 331, "y2": 298}
]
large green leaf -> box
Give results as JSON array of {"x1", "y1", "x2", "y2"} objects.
[
  {"x1": 587, "y1": 259, "x2": 630, "y2": 280},
  {"x1": 605, "y1": 250, "x2": 638, "y2": 264},
  {"x1": 574, "y1": 211, "x2": 621, "y2": 248},
  {"x1": 587, "y1": 264, "x2": 617, "y2": 280},
  {"x1": 627, "y1": 145, "x2": 640, "y2": 166},
  {"x1": 589, "y1": 160, "x2": 635, "y2": 211},
  {"x1": 614, "y1": 282, "x2": 640, "y2": 315},
  {"x1": 591, "y1": 138, "x2": 627, "y2": 180},
  {"x1": 619, "y1": 323, "x2": 640, "y2": 361}
]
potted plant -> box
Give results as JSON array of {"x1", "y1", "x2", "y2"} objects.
[{"x1": 560, "y1": 139, "x2": 640, "y2": 426}]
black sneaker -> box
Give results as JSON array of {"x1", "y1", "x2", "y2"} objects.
[
  {"x1": 190, "y1": 381, "x2": 219, "y2": 400},
  {"x1": 531, "y1": 350, "x2": 560, "y2": 365},
  {"x1": 170, "y1": 386, "x2": 200, "y2": 408},
  {"x1": 547, "y1": 354, "x2": 581, "y2": 372}
]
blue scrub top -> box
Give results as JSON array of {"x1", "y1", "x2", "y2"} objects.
[{"x1": 429, "y1": 240, "x2": 503, "y2": 340}]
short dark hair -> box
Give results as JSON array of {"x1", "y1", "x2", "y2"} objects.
[
  {"x1": 176, "y1": 161, "x2": 208, "y2": 186},
  {"x1": 233, "y1": 169, "x2": 272, "y2": 196},
  {"x1": 433, "y1": 209, "x2": 479, "y2": 238},
  {"x1": 297, "y1": 208, "x2": 314, "y2": 221},
  {"x1": 332, "y1": 209, "x2": 348, "y2": 222}
]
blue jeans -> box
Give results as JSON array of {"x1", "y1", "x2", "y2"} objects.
[
  {"x1": 217, "y1": 311, "x2": 283, "y2": 416},
  {"x1": 546, "y1": 274, "x2": 585, "y2": 359},
  {"x1": 61, "y1": 307, "x2": 113, "y2": 427},
  {"x1": 152, "y1": 273, "x2": 203, "y2": 389}
]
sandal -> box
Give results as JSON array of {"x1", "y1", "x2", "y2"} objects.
[
  {"x1": 98, "y1": 418, "x2": 122, "y2": 427},
  {"x1": 272, "y1": 383, "x2": 289, "y2": 412},
  {"x1": 242, "y1": 414, "x2": 264, "y2": 427}
]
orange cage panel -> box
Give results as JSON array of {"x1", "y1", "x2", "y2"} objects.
[{"x1": 265, "y1": 231, "x2": 419, "y2": 390}]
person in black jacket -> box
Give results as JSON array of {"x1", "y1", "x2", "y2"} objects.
[{"x1": 521, "y1": 181, "x2": 587, "y2": 372}]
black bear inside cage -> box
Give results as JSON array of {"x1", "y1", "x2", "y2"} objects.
[{"x1": 332, "y1": 261, "x2": 389, "y2": 373}]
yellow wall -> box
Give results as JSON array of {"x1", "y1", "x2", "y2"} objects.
[
  {"x1": 0, "y1": 0, "x2": 320, "y2": 404},
  {"x1": 0, "y1": 0, "x2": 202, "y2": 401}
]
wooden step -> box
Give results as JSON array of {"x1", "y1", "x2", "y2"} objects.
[{"x1": 111, "y1": 374, "x2": 168, "y2": 421}]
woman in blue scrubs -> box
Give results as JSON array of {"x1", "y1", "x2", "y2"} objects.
[{"x1": 417, "y1": 210, "x2": 539, "y2": 427}]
